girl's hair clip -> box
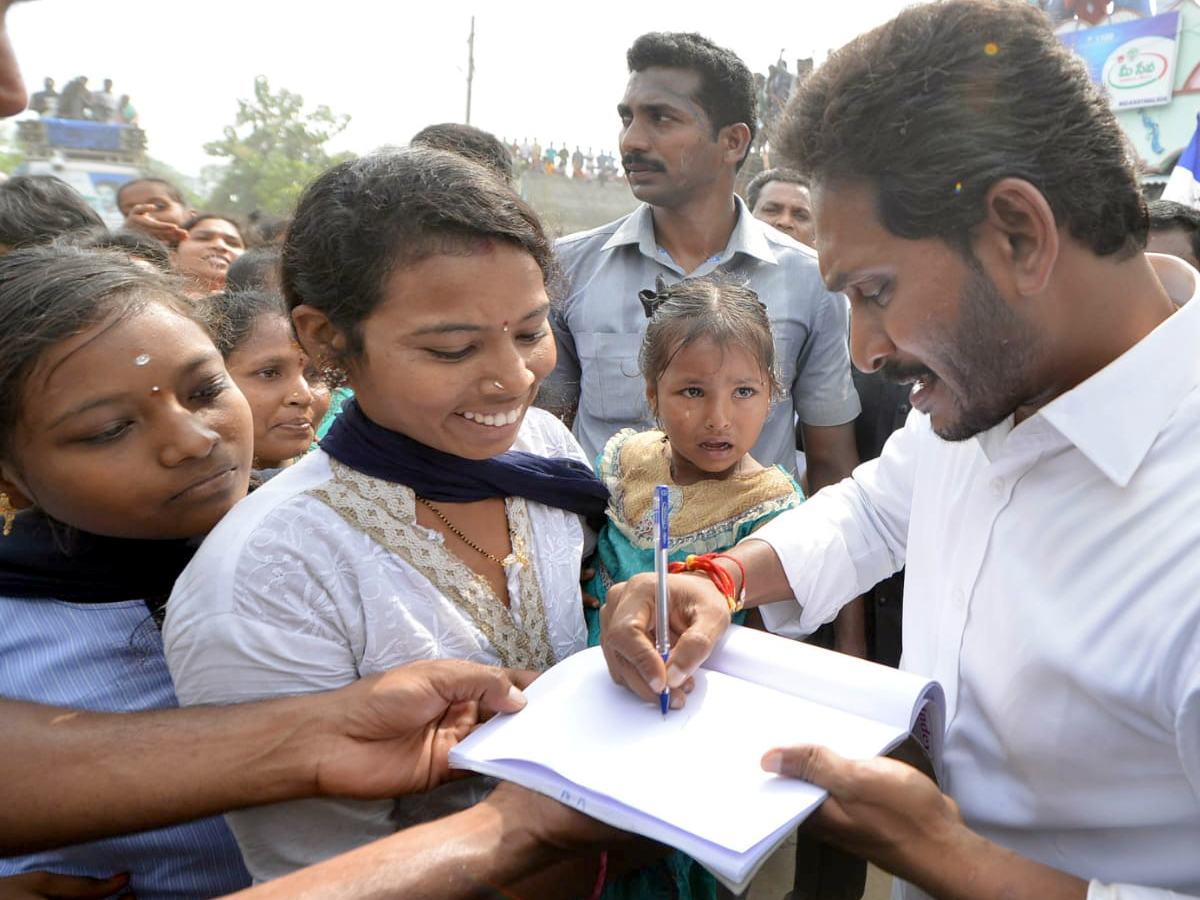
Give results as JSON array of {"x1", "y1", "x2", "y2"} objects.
[{"x1": 639, "y1": 274, "x2": 671, "y2": 319}]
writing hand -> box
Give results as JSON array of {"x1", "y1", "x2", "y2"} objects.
[{"x1": 599, "y1": 571, "x2": 729, "y2": 708}]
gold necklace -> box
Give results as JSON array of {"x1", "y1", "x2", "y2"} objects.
[{"x1": 416, "y1": 497, "x2": 529, "y2": 568}]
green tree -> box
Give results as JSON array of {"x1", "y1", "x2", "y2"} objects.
[
  {"x1": 203, "y1": 76, "x2": 353, "y2": 218},
  {"x1": 0, "y1": 123, "x2": 24, "y2": 174},
  {"x1": 143, "y1": 156, "x2": 202, "y2": 209}
]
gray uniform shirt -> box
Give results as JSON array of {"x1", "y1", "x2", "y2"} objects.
[{"x1": 543, "y1": 198, "x2": 861, "y2": 472}]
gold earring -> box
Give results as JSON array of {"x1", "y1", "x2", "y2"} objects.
[{"x1": 0, "y1": 492, "x2": 16, "y2": 537}]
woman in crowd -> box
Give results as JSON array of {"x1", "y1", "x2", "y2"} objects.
[
  {"x1": 0, "y1": 246, "x2": 254, "y2": 898},
  {"x1": 202, "y1": 289, "x2": 330, "y2": 477},
  {"x1": 173, "y1": 213, "x2": 245, "y2": 296},
  {"x1": 163, "y1": 147, "x2": 610, "y2": 881}
]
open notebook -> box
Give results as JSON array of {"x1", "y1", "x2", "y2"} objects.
[{"x1": 449, "y1": 624, "x2": 945, "y2": 893}]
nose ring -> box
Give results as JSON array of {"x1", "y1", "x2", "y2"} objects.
[{"x1": 493, "y1": 380, "x2": 504, "y2": 390}]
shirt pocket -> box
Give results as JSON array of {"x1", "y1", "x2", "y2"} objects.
[{"x1": 575, "y1": 331, "x2": 649, "y2": 427}]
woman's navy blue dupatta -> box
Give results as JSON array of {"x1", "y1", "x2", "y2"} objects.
[
  {"x1": 0, "y1": 508, "x2": 195, "y2": 605},
  {"x1": 319, "y1": 400, "x2": 609, "y2": 526}
]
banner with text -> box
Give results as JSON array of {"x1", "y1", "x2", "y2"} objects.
[{"x1": 1058, "y1": 11, "x2": 1181, "y2": 109}]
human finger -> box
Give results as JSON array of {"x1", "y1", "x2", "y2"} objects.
[
  {"x1": 661, "y1": 575, "x2": 732, "y2": 688},
  {"x1": 124, "y1": 210, "x2": 187, "y2": 242},
  {"x1": 599, "y1": 575, "x2": 666, "y2": 701},
  {"x1": 502, "y1": 667, "x2": 539, "y2": 691},
  {"x1": 761, "y1": 743, "x2": 844, "y2": 786},
  {"x1": 762, "y1": 743, "x2": 958, "y2": 833},
  {"x1": 419, "y1": 659, "x2": 528, "y2": 717}
]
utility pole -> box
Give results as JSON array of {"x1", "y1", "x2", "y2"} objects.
[{"x1": 465, "y1": 16, "x2": 475, "y2": 124}]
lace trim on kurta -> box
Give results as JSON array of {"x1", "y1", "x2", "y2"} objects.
[{"x1": 307, "y1": 459, "x2": 557, "y2": 670}]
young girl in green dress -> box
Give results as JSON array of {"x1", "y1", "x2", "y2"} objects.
[
  {"x1": 584, "y1": 274, "x2": 804, "y2": 646},
  {"x1": 583, "y1": 274, "x2": 805, "y2": 900}
]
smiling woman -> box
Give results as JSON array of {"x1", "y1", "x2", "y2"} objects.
[
  {"x1": 173, "y1": 213, "x2": 246, "y2": 297},
  {"x1": 0, "y1": 245, "x2": 253, "y2": 895},
  {"x1": 202, "y1": 289, "x2": 330, "y2": 472},
  {"x1": 162, "y1": 147, "x2": 611, "y2": 883}
]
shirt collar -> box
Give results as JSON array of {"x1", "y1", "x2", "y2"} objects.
[
  {"x1": 1036, "y1": 253, "x2": 1200, "y2": 487},
  {"x1": 600, "y1": 197, "x2": 783, "y2": 269}
]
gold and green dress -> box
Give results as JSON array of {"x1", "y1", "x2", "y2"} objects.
[{"x1": 584, "y1": 428, "x2": 804, "y2": 645}]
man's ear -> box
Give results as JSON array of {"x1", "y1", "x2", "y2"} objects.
[
  {"x1": 719, "y1": 122, "x2": 753, "y2": 169},
  {"x1": 291, "y1": 304, "x2": 349, "y2": 369},
  {"x1": 979, "y1": 177, "x2": 1058, "y2": 297}
]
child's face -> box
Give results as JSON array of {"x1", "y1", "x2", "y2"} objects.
[
  {"x1": 118, "y1": 181, "x2": 190, "y2": 226},
  {"x1": 305, "y1": 243, "x2": 555, "y2": 460},
  {"x1": 225, "y1": 314, "x2": 329, "y2": 469},
  {"x1": 0, "y1": 302, "x2": 253, "y2": 539},
  {"x1": 649, "y1": 336, "x2": 771, "y2": 485}
]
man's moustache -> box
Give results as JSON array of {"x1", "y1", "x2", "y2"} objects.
[
  {"x1": 878, "y1": 361, "x2": 933, "y2": 385},
  {"x1": 622, "y1": 155, "x2": 663, "y2": 171}
]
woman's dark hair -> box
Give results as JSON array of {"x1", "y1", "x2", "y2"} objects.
[
  {"x1": 777, "y1": 0, "x2": 1146, "y2": 258},
  {"x1": 182, "y1": 213, "x2": 245, "y2": 239},
  {"x1": 639, "y1": 274, "x2": 782, "y2": 402},
  {"x1": 0, "y1": 175, "x2": 105, "y2": 249},
  {"x1": 281, "y1": 146, "x2": 556, "y2": 365},
  {"x1": 85, "y1": 229, "x2": 172, "y2": 271},
  {"x1": 411, "y1": 122, "x2": 515, "y2": 184},
  {"x1": 224, "y1": 247, "x2": 282, "y2": 293},
  {"x1": 198, "y1": 289, "x2": 289, "y2": 358},
  {"x1": 0, "y1": 245, "x2": 202, "y2": 459},
  {"x1": 245, "y1": 211, "x2": 290, "y2": 247}
]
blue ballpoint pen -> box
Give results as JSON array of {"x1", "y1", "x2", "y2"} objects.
[{"x1": 654, "y1": 484, "x2": 670, "y2": 717}]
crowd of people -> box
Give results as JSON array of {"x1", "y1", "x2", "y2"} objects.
[
  {"x1": 506, "y1": 138, "x2": 622, "y2": 181},
  {"x1": 28, "y1": 74, "x2": 136, "y2": 125},
  {"x1": 1, "y1": 2, "x2": 1199, "y2": 900}
]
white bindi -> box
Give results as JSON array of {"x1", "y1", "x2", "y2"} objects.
[{"x1": 134, "y1": 353, "x2": 151, "y2": 366}]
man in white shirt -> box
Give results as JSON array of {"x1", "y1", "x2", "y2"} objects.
[{"x1": 599, "y1": 3, "x2": 1200, "y2": 899}]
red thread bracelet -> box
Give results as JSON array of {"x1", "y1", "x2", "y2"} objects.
[
  {"x1": 715, "y1": 553, "x2": 747, "y2": 608},
  {"x1": 668, "y1": 553, "x2": 745, "y2": 613},
  {"x1": 587, "y1": 850, "x2": 608, "y2": 900}
]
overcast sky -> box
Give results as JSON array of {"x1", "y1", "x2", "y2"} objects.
[{"x1": 8, "y1": 1, "x2": 916, "y2": 178}]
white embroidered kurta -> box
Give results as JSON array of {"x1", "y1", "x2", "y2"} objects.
[{"x1": 164, "y1": 408, "x2": 590, "y2": 881}]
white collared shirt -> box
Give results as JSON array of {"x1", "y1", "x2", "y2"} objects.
[{"x1": 754, "y1": 255, "x2": 1200, "y2": 898}]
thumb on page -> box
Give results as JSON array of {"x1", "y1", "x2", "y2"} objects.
[{"x1": 762, "y1": 744, "x2": 843, "y2": 785}]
